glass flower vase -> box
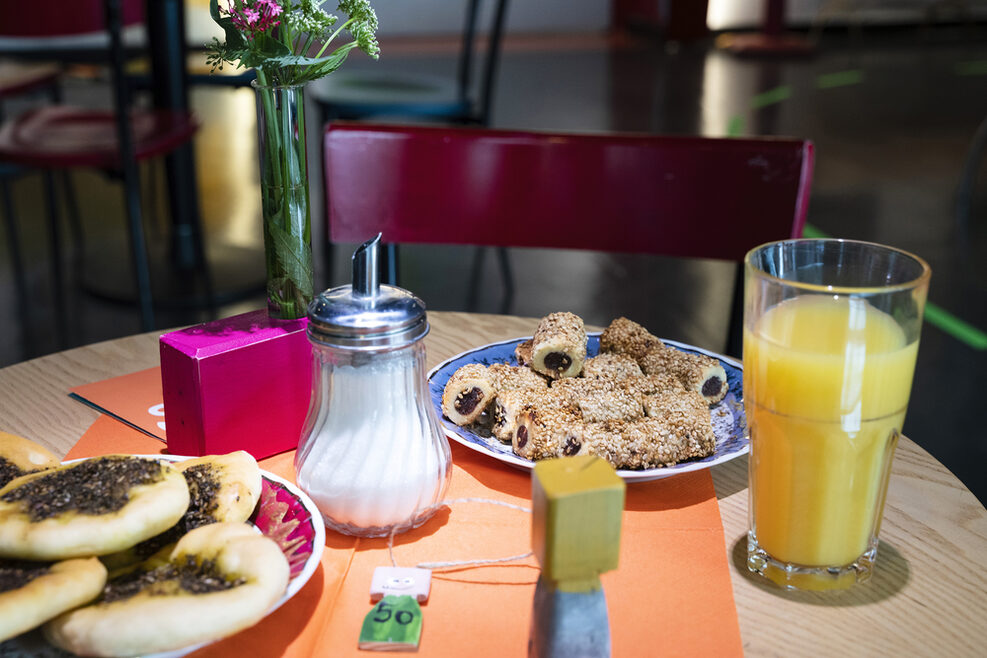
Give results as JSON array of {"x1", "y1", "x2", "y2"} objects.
[{"x1": 253, "y1": 81, "x2": 314, "y2": 320}]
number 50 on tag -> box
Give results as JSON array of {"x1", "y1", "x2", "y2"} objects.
[{"x1": 358, "y1": 595, "x2": 423, "y2": 651}]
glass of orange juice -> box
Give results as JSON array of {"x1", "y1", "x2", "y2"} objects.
[{"x1": 743, "y1": 239, "x2": 930, "y2": 590}]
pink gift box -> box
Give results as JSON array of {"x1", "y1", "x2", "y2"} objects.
[{"x1": 159, "y1": 309, "x2": 313, "y2": 459}]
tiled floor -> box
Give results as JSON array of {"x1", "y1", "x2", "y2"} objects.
[{"x1": 1, "y1": 25, "x2": 985, "y2": 502}]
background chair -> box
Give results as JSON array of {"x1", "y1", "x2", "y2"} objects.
[
  {"x1": 0, "y1": 0, "x2": 200, "y2": 333},
  {"x1": 0, "y1": 60, "x2": 67, "y2": 353},
  {"x1": 324, "y1": 123, "x2": 813, "y2": 357},
  {"x1": 310, "y1": 0, "x2": 511, "y2": 290},
  {"x1": 309, "y1": 0, "x2": 510, "y2": 127}
]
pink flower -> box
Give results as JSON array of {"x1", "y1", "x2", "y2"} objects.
[
  {"x1": 257, "y1": 0, "x2": 283, "y2": 17},
  {"x1": 226, "y1": 0, "x2": 282, "y2": 38}
]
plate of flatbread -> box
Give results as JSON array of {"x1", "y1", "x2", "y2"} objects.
[
  {"x1": 0, "y1": 451, "x2": 324, "y2": 657},
  {"x1": 428, "y1": 324, "x2": 749, "y2": 483}
]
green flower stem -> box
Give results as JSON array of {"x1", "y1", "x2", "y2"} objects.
[
  {"x1": 315, "y1": 18, "x2": 352, "y2": 60},
  {"x1": 255, "y1": 69, "x2": 283, "y2": 191},
  {"x1": 207, "y1": 1, "x2": 379, "y2": 319},
  {"x1": 254, "y1": 76, "x2": 313, "y2": 320}
]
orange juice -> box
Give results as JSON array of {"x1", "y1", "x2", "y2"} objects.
[{"x1": 744, "y1": 295, "x2": 918, "y2": 568}]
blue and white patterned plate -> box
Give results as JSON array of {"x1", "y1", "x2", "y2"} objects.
[{"x1": 427, "y1": 334, "x2": 748, "y2": 483}]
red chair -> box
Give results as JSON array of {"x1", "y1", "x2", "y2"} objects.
[
  {"x1": 324, "y1": 122, "x2": 813, "y2": 356},
  {"x1": 0, "y1": 0, "x2": 199, "y2": 332}
]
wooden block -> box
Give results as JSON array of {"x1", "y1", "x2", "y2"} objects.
[{"x1": 531, "y1": 455, "x2": 625, "y2": 590}]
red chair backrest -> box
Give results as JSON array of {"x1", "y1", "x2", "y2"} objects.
[
  {"x1": 0, "y1": 0, "x2": 143, "y2": 37},
  {"x1": 324, "y1": 123, "x2": 813, "y2": 262}
]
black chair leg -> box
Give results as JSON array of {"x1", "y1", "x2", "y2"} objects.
[
  {"x1": 467, "y1": 246, "x2": 514, "y2": 313},
  {"x1": 121, "y1": 178, "x2": 156, "y2": 332},
  {"x1": 956, "y1": 114, "x2": 987, "y2": 258},
  {"x1": 106, "y1": 0, "x2": 155, "y2": 332},
  {"x1": 1, "y1": 177, "x2": 33, "y2": 357},
  {"x1": 59, "y1": 171, "x2": 85, "y2": 282},
  {"x1": 495, "y1": 246, "x2": 513, "y2": 314},
  {"x1": 466, "y1": 246, "x2": 487, "y2": 311},
  {"x1": 380, "y1": 243, "x2": 399, "y2": 286},
  {"x1": 42, "y1": 171, "x2": 69, "y2": 348},
  {"x1": 147, "y1": 160, "x2": 162, "y2": 237},
  {"x1": 192, "y1": 214, "x2": 218, "y2": 319},
  {"x1": 169, "y1": 158, "x2": 217, "y2": 318}
]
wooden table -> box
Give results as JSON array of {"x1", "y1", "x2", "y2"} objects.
[{"x1": 2, "y1": 311, "x2": 985, "y2": 656}]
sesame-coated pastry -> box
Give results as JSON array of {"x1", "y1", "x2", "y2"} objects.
[
  {"x1": 488, "y1": 363, "x2": 549, "y2": 393},
  {"x1": 549, "y1": 377, "x2": 644, "y2": 423},
  {"x1": 574, "y1": 386, "x2": 644, "y2": 424},
  {"x1": 529, "y1": 312, "x2": 587, "y2": 379},
  {"x1": 638, "y1": 346, "x2": 728, "y2": 405},
  {"x1": 642, "y1": 390, "x2": 717, "y2": 458},
  {"x1": 620, "y1": 373, "x2": 685, "y2": 397},
  {"x1": 599, "y1": 317, "x2": 664, "y2": 360},
  {"x1": 447, "y1": 312, "x2": 728, "y2": 471},
  {"x1": 512, "y1": 406, "x2": 584, "y2": 461},
  {"x1": 580, "y1": 353, "x2": 642, "y2": 380},
  {"x1": 548, "y1": 376, "x2": 604, "y2": 399},
  {"x1": 514, "y1": 339, "x2": 534, "y2": 367},
  {"x1": 441, "y1": 363, "x2": 497, "y2": 426},
  {"x1": 575, "y1": 412, "x2": 715, "y2": 470},
  {"x1": 491, "y1": 389, "x2": 576, "y2": 443}
]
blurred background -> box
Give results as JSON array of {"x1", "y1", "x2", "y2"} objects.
[{"x1": 0, "y1": 0, "x2": 985, "y2": 501}]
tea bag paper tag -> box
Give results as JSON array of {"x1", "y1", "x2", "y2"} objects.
[
  {"x1": 358, "y1": 595, "x2": 423, "y2": 651},
  {"x1": 370, "y1": 566, "x2": 431, "y2": 602}
]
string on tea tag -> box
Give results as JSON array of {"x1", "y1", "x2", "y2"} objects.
[
  {"x1": 386, "y1": 497, "x2": 533, "y2": 570},
  {"x1": 361, "y1": 498, "x2": 533, "y2": 652}
]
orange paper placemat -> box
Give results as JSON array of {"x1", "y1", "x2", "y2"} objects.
[
  {"x1": 69, "y1": 367, "x2": 166, "y2": 441},
  {"x1": 68, "y1": 410, "x2": 743, "y2": 657}
]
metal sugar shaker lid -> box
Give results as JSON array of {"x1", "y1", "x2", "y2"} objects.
[{"x1": 307, "y1": 234, "x2": 429, "y2": 350}]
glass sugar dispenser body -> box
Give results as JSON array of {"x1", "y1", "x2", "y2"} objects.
[{"x1": 294, "y1": 235, "x2": 452, "y2": 537}]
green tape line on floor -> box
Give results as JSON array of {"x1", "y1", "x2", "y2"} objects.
[
  {"x1": 797, "y1": 225, "x2": 986, "y2": 350},
  {"x1": 726, "y1": 116, "x2": 745, "y2": 137},
  {"x1": 751, "y1": 85, "x2": 791, "y2": 109},
  {"x1": 924, "y1": 303, "x2": 987, "y2": 350},
  {"x1": 816, "y1": 70, "x2": 864, "y2": 89}
]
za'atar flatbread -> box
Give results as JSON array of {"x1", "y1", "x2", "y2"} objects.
[
  {"x1": 0, "y1": 431, "x2": 60, "y2": 489},
  {"x1": 101, "y1": 451, "x2": 263, "y2": 575},
  {"x1": 45, "y1": 522, "x2": 290, "y2": 657},
  {"x1": 0, "y1": 556, "x2": 107, "y2": 642},
  {"x1": 0, "y1": 455, "x2": 190, "y2": 560},
  {"x1": 176, "y1": 451, "x2": 263, "y2": 526}
]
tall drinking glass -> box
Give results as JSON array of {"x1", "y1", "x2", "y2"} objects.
[{"x1": 743, "y1": 239, "x2": 930, "y2": 590}]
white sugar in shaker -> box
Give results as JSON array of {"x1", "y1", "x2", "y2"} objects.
[{"x1": 295, "y1": 235, "x2": 451, "y2": 537}]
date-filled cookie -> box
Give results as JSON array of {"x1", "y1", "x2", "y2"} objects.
[{"x1": 529, "y1": 312, "x2": 587, "y2": 379}]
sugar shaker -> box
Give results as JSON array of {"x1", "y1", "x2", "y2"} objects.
[{"x1": 294, "y1": 235, "x2": 452, "y2": 537}]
